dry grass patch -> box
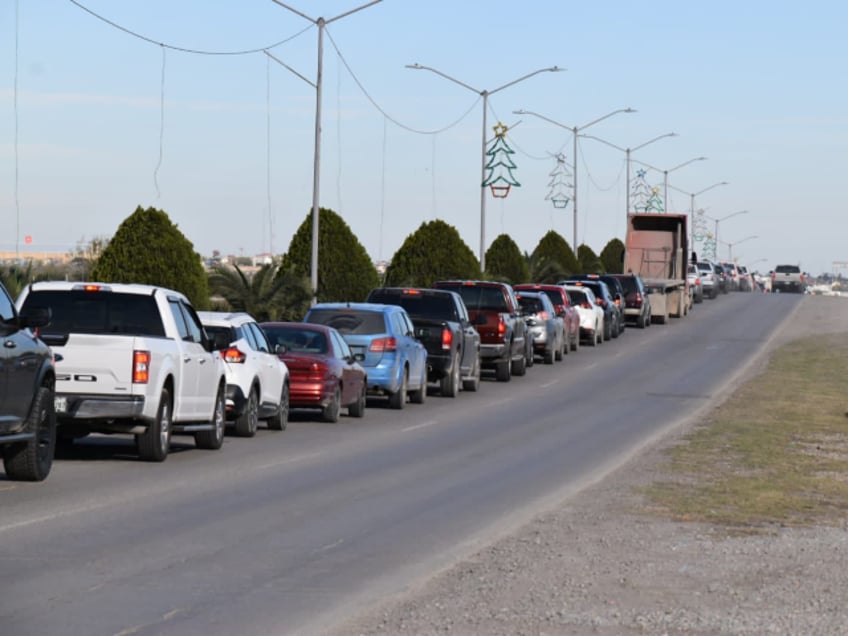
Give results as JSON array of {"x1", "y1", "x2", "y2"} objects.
[{"x1": 643, "y1": 333, "x2": 848, "y2": 532}]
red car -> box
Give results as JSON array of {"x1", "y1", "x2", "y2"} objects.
[
  {"x1": 260, "y1": 322, "x2": 367, "y2": 423},
  {"x1": 513, "y1": 283, "x2": 581, "y2": 353}
]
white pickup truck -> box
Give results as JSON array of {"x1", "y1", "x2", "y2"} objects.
[{"x1": 16, "y1": 282, "x2": 227, "y2": 461}]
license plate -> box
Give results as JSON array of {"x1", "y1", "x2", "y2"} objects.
[{"x1": 54, "y1": 397, "x2": 67, "y2": 413}]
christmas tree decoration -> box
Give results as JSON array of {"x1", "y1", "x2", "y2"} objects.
[
  {"x1": 482, "y1": 122, "x2": 520, "y2": 198},
  {"x1": 630, "y1": 168, "x2": 665, "y2": 213},
  {"x1": 545, "y1": 153, "x2": 572, "y2": 209}
]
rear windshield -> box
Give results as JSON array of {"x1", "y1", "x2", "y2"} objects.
[
  {"x1": 613, "y1": 276, "x2": 639, "y2": 294},
  {"x1": 306, "y1": 309, "x2": 387, "y2": 335},
  {"x1": 568, "y1": 289, "x2": 589, "y2": 305},
  {"x1": 439, "y1": 284, "x2": 508, "y2": 311},
  {"x1": 261, "y1": 325, "x2": 328, "y2": 354},
  {"x1": 21, "y1": 289, "x2": 166, "y2": 337},
  {"x1": 775, "y1": 265, "x2": 800, "y2": 274},
  {"x1": 368, "y1": 291, "x2": 458, "y2": 321},
  {"x1": 517, "y1": 296, "x2": 544, "y2": 314}
]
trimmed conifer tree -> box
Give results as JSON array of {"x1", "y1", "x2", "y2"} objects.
[
  {"x1": 600, "y1": 238, "x2": 625, "y2": 273},
  {"x1": 384, "y1": 219, "x2": 480, "y2": 287},
  {"x1": 91, "y1": 206, "x2": 210, "y2": 309},
  {"x1": 485, "y1": 234, "x2": 529, "y2": 284},
  {"x1": 528, "y1": 230, "x2": 579, "y2": 282}
]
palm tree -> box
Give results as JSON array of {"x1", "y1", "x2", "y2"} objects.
[
  {"x1": 525, "y1": 251, "x2": 571, "y2": 284},
  {"x1": 207, "y1": 262, "x2": 311, "y2": 322},
  {"x1": 0, "y1": 261, "x2": 35, "y2": 299}
]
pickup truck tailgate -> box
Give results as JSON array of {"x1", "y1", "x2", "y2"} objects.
[{"x1": 53, "y1": 334, "x2": 141, "y2": 396}]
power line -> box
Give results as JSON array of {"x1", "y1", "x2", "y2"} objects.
[{"x1": 67, "y1": 0, "x2": 313, "y2": 55}]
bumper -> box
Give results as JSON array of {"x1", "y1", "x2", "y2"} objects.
[
  {"x1": 225, "y1": 384, "x2": 248, "y2": 418},
  {"x1": 425, "y1": 352, "x2": 452, "y2": 381},
  {"x1": 479, "y1": 342, "x2": 509, "y2": 365},
  {"x1": 289, "y1": 380, "x2": 333, "y2": 408},
  {"x1": 54, "y1": 393, "x2": 147, "y2": 421}
]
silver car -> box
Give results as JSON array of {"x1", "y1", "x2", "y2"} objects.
[{"x1": 515, "y1": 290, "x2": 565, "y2": 364}]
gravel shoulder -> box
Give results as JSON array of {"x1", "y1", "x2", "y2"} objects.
[{"x1": 330, "y1": 296, "x2": 848, "y2": 636}]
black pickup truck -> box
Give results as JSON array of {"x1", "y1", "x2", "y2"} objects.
[{"x1": 366, "y1": 287, "x2": 481, "y2": 396}]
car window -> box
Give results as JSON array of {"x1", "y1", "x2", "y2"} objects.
[
  {"x1": 307, "y1": 309, "x2": 387, "y2": 335},
  {"x1": 442, "y1": 285, "x2": 508, "y2": 312},
  {"x1": 517, "y1": 296, "x2": 543, "y2": 314},
  {"x1": 776, "y1": 265, "x2": 800, "y2": 274},
  {"x1": 330, "y1": 330, "x2": 351, "y2": 359},
  {"x1": 369, "y1": 291, "x2": 458, "y2": 321},
  {"x1": 0, "y1": 284, "x2": 15, "y2": 322},
  {"x1": 203, "y1": 324, "x2": 236, "y2": 346},
  {"x1": 23, "y1": 289, "x2": 166, "y2": 337},
  {"x1": 247, "y1": 322, "x2": 271, "y2": 353}
]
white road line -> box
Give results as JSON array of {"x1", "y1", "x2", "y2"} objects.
[
  {"x1": 401, "y1": 420, "x2": 438, "y2": 432},
  {"x1": 0, "y1": 500, "x2": 119, "y2": 534},
  {"x1": 254, "y1": 451, "x2": 325, "y2": 471},
  {"x1": 540, "y1": 379, "x2": 560, "y2": 388}
]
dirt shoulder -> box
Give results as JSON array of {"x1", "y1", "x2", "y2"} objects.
[{"x1": 330, "y1": 296, "x2": 848, "y2": 636}]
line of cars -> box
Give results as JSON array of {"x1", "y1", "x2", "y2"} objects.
[
  {"x1": 0, "y1": 273, "x2": 664, "y2": 481},
  {"x1": 690, "y1": 260, "x2": 757, "y2": 300}
]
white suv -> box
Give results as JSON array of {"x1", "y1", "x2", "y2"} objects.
[{"x1": 198, "y1": 312, "x2": 289, "y2": 437}]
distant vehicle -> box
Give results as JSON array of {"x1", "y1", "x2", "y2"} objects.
[
  {"x1": 714, "y1": 263, "x2": 730, "y2": 294},
  {"x1": 563, "y1": 285, "x2": 604, "y2": 346},
  {"x1": 694, "y1": 261, "x2": 719, "y2": 299},
  {"x1": 720, "y1": 262, "x2": 741, "y2": 291},
  {"x1": 772, "y1": 264, "x2": 805, "y2": 293},
  {"x1": 261, "y1": 322, "x2": 367, "y2": 422},
  {"x1": 736, "y1": 265, "x2": 753, "y2": 292},
  {"x1": 515, "y1": 290, "x2": 565, "y2": 364},
  {"x1": 513, "y1": 283, "x2": 580, "y2": 353},
  {"x1": 608, "y1": 273, "x2": 652, "y2": 328},
  {"x1": 559, "y1": 279, "x2": 618, "y2": 341},
  {"x1": 198, "y1": 311, "x2": 289, "y2": 435},
  {"x1": 304, "y1": 303, "x2": 427, "y2": 409},
  {"x1": 0, "y1": 281, "x2": 56, "y2": 481},
  {"x1": 366, "y1": 287, "x2": 481, "y2": 396},
  {"x1": 17, "y1": 282, "x2": 227, "y2": 462},
  {"x1": 623, "y1": 213, "x2": 689, "y2": 323},
  {"x1": 564, "y1": 274, "x2": 626, "y2": 336},
  {"x1": 432, "y1": 280, "x2": 530, "y2": 382},
  {"x1": 687, "y1": 264, "x2": 704, "y2": 304}
]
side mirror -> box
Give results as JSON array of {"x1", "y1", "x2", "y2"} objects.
[
  {"x1": 353, "y1": 352, "x2": 365, "y2": 362},
  {"x1": 275, "y1": 342, "x2": 288, "y2": 355}
]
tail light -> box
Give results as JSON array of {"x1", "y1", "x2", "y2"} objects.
[
  {"x1": 538, "y1": 310, "x2": 549, "y2": 321},
  {"x1": 441, "y1": 327, "x2": 452, "y2": 350},
  {"x1": 497, "y1": 315, "x2": 506, "y2": 338},
  {"x1": 370, "y1": 337, "x2": 397, "y2": 352},
  {"x1": 307, "y1": 361, "x2": 328, "y2": 381},
  {"x1": 133, "y1": 350, "x2": 151, "y2": 384},
  {"x1": 634, "y1": 293, "x2": 643, "y2": 307},
  {"x1": 581, "y1": 301, "x2": 592, "y2": 309},
  {"x1": 221, "y1": 347, "x2": 247, "y2": 363}
]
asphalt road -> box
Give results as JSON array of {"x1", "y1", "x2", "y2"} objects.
[{"x1": 0, "y1": 291, "x2": 799, "y2": 636}]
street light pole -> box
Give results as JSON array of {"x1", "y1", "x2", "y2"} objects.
[
  {"x1": 407, "y1": 64, "x2": 563, "y2": 272},
  {"x1": 511, "y1": 108, "x2": 635, "y2": 250},
  {"x1": 668, "y1": 181, "x2": 729, "y2": 259},
  {"x1": 579, "y1": 132, "x2": 677, "y2": 225},
  {"x1": 722, "y1": 235, "x2": 758, "y2": 261},
  {"x1": 703, "y1": 210, "x2": 749, "y2": 258},
  {"x1": 631, "y1": 156, "x2": 707, "y2": 212},
  {"x1": 270, "y1": 0, "x2": 383, "y2": 304}
]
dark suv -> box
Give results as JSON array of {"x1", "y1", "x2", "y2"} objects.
[
  {"x1": 609, "y1": 273, "x2": 652, "y2": 328},
  {"x1": 0, "y1": 282, "x2": 57, "y2": 481}
]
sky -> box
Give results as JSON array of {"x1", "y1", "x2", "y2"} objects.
[{"x1": 1, "y1": 0, "x2": 846, "y2": 275}]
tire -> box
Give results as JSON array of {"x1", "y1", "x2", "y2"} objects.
[
  {"x1": 195, "y1": 385, "x2": 225, "y2": 450},
  {"x1": 267, "y1": 383, "x2": 289, "y2": 431},
  {"x1": 571, "y1": 330, "x2": 579, "y2": 352},
  {"x1": 543, "y1": 345, "x2": 554, "y2": 364},
  {"x1": 603, "y1": 318, "x2": 611, "y2": 341},
  {"x1": 611, "y1": 316, "x2": 619, "y2": 339},
  {"x1": 388, "y1": 369, "x2": 407, "y2": 409},
  {"x1": 3, "y1": 385, "x2": 56, "y2": 481},
  {"x1": 439, "y1": 356, "x2": 461, "y2": 398},
  {"x1": 322, "y1": 385, "x2": 341, "y2": 423},
  {"x1": 511, "y1": 348, "x2": 527, "y2": 377},
  {"x1": 495, "y1": 359, "x2": 511, "y2": 382},
  {"x1": 348, "y1": 384, "x2": 366, "y2": 418},
  {"x1": 588, "y1": 331, "x2": 597, "y2": 347},
  {"x1": 234, "y1": 386, "x2": 259, "y2": 437},
  {"x1": 137, "y1": 388, "x2": 171, "y2": 462},
  {"x1": 409, "y1": 369, "x2": 427, "y2": 404},
  {"x1": 462, "y1": 355, "x2": 481, "y2": 392},
  {"x1": 555, "y1": 335, "x2": 564, "y2": 360}
]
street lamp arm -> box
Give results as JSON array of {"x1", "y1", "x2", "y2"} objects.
[
  {"x1": 511, "y1": 109, "x2": 571, "y2": 131},
  {"x1": 630, "y1": 157, "x2": 661, "y2": 173},
  {"x1": 578, "y1": 107, "x2": 636, "y2": 131},
  {"x1": 669, "y1": 156, "x2": 707, "y2": 172},
  {"x1": 405, "y1": 63, "x2": 480, "y2": 94},
  {"x1": 632, "y1": 132, "x2": 677, "y2": 152},
  {"x1": 579, "y1": 133, "x2": 626, "y2": 153},
  {"x1": 490, "y1": 66, "x2": 564, "y2": 96},
  {"x1": 695, "y1": 181, "x2": 729, "y2": 196},
  {"x1": 264, "y1": 50, "x2": 316, "y2": 88},
  {"x1": 717, "y1": 209, "x2": 749, "y2": 223},
  {"x1": 270, "y1": 0, "x2": 383, "y2": 25}
]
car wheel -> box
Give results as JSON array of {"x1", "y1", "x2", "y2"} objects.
[
  {"x1": 409, "y1": 368, "x2": 427, "y2": 404},
  {"x1": 3, "y1": 385, "x2": 57, "y2": 481},
  {"x1": 267, "y1": 383, "x2": 289, "y2": 431},
  {"x1": 234, "y1": 386, "x2": 259, "y2": 437},
  {"x1": 440, "y1": 356, "x2": 461, "y2": 398},
  {"x1": 495, "y1": 359, "x2": 511, "y2": 382},
  {"x1": 348, "y1": 384, "x2": 366, "y2": 418},
  {"x1": 555, "y1": 335, "x2": 564, "y2": 360},
  {"x1": 195, "y1": 385, "x2": 225, "y2": 450},
  {"x1": 322, "y1": 385, "x2": 341, "y2": 423},
  {"x1": 137, "y1": 387, "x2": 171, "y2": 462},
  {"x1": 512, "y1": 347, "x2": 527, "y2": 376},
  {"x1": 388, "y1": 369, "x2": 407, "y2": 409},
  {"x1": 543, "y1": 345, "x2": 554, "y2": 364},
  {"x1": 462, "y1": 355, "x2": 481, "y2": 392}
]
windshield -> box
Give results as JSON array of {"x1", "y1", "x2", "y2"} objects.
[{"x1": 306, "y1": 309, "x2": 386, "y2": 335}]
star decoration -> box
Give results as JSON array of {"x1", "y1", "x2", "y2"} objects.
[
  {"x1": 492, "y1": 122, "x2": 508, "y2": 137},
  {"x1": 635, "y1": 168, "x2": 646, "y2": 179}
]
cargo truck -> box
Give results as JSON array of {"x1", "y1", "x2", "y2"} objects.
[{"x1": 622, "y1": 213, "x2": 689, "y2": 324}]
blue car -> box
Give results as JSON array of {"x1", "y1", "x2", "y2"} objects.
[{"x1": 304, "y1": 303, "x2": 428, "y2": 409}]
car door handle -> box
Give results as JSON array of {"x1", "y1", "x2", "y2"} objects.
[
  {"x1": 198, "y1": 357, "x2": 207, "y2": 364},
  {"x1": 184, "y1": 355, "x2": 191, "y2": 363}
]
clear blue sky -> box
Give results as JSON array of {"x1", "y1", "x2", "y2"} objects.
[{"x1": 2, "y1": 1, "x2": 846, "y2": 275}]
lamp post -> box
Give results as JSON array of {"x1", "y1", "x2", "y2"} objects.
[
  {"x1": 703, "y1": 209, "x2": 749, "y2": 258},
  {"x1": 269, "y1": 0, "x2": 383, "y2": 304},
  {"x1": 722, "y1": 235, "x2": 758, "y2": 261},
  {"x1": 406, "y1": 64, "x2": 563, "y2": 272},
  {"x1": 511, "y1": 108, "x2": 635, "y2": 250},
  {"x1": 668, "y1": 181, "x2": 729, "y2": 259},
  {"x1": 579, "y1": 132, "x2": 677, "y2": 225},
  {"x1": 630, "y1": 156, "x2": 707, "y2": 212}
]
